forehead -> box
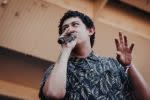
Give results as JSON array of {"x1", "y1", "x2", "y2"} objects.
[{"x1": 62, "y1": 17, "x2": 83, "y2": 26}]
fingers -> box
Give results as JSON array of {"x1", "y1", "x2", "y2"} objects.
[
  {"x1": 115, "y1": 32, "x2": 135, "y2": 50},
  {"x1": 116, "y1": 51, "x2": 121, "y2": 56},
  {"x1": 124, "y1": 35, "x2": 128, "y2": 47},
  {"x1": 119, "y1": 32, "x2": 123, "y2": 45},
  {"x1": 115, "y1": 32, "x2": 124, "y2": 51},
  {"x1": 130, "y1": 43, "x2": 134, "y2": 53},
  {"x1": 60, "y1": 28, "x2": 71, "y2": 37},
  {"x1": 115, "y1": 38, "x2": 119, "y2": 51},
  {"x1": 119, "y1": 32, "x2": 134, "y2": 52},
  {"x1": 60, "y1": 30, "x2": 68, "y2": 38},
  {"x1": 119, "y1": 32, "x2": 129, "y2": 48}
]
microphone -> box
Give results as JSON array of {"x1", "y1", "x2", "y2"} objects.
[{"x1": 58, "y1": 32, "x2": 77, "y2": 44}]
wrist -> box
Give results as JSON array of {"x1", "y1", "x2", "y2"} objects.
[
  {"x1": 59, "y1": 48, "x2": 72, "y2": 61},
  {"x1": 62, "y1": 46, "x2": 72, "y2": 52},
  {"x1": 124, "y1": 64, "x2": 133, "y2": 74}
]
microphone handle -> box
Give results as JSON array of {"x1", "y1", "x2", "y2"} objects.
[{"x1": 58, "y1": 34, "x2": 76, "y2": 44}]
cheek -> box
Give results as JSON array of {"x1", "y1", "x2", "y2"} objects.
[
  {"x1": 77, "y1": 32, "x2": 89, "y2": 42},
  {"x1": 75, "y1": 27, "x2": 89, "y2": 41}
]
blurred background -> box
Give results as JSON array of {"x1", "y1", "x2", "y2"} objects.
[{"x1": 0, "y1": 0, "x2": 150, "y2": 99}]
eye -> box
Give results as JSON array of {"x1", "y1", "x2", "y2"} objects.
[
  {"x1": 62, "y1": 25, "x2": 68, "y2": 32},
  {"x1": 72, "y1": 22, "x2": 79, "y2": 27}
]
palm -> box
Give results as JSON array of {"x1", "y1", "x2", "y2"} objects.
[{"x1": 115, "y1": 32, "x2": 134, "y2": 66}]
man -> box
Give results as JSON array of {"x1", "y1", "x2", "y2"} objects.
[{"x1": 39, "y1": 10, "x2": 150, "y2": 100}]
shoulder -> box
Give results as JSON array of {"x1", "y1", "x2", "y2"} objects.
[
  {"x1": 96, "y1": 55, "x2": 117, "y2": 64},
  {"x1": 96, "y1": 55, "x2": 124, "y2": 70}
]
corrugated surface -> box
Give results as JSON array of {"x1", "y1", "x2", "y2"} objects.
[
  {"x1": 0, "y1": 0, "x2": 66, "y2": 61},
  {"x1": 121, "y1": 0, "x2": 150, "y2": 13}
]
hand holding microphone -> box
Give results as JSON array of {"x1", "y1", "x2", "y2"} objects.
[{"x1": 58, "y1": 32, "x2": 77, "y2": 44}]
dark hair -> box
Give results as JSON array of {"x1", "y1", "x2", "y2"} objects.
[{"x1": 58, "y1": 10, "x2": 95, "y2": 48}]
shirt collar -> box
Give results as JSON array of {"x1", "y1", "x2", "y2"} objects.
[{"x1": 69, "y1": 51, "x2": 98, "y2": 62}]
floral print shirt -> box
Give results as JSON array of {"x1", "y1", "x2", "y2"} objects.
[{"x1": 39, "y1": 51, "x2": 133, "y2": 100}]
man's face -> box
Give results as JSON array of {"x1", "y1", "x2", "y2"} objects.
[{"x1": 61, "y1": 17, "x2": 93, "y2": 45}]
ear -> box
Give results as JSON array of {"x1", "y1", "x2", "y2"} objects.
[{"x1": 88, "y1": 27, "x2": 95, "y2": 36}]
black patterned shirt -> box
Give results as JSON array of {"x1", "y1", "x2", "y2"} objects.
[{"x1": 39, "y1": 51, "x2": 133, "y2": 100}]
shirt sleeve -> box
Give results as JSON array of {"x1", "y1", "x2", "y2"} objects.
[{"x1": 39, "y1": 64, "x2": 54, "y2": 100}]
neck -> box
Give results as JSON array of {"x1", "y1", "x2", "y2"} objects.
[{"x1": 71, "y1": 41, "x2": 92, "y2": 58}]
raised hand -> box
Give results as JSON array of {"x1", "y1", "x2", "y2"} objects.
[{"x1": 115, "y1": 32, "x2": 134, "y2": 66}]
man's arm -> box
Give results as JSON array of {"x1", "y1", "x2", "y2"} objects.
[
  {"x1": 42, "y1": 31, "x2": 77, "y2": 99},
  {"x1": 115, "y1": 32, "x2": 150, "y2": 100},
  {"x1": 42, "y1": 47, "x2": 71, "y2": 99},
  {"x1": 128, "y1": 64, "x2": 150, "y2": 100}
]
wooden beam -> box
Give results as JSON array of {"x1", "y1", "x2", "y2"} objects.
[
  {"x1": 0, "y1": 80, "x2": 39, "y2": 100},
  {"x1": 121, "y1": 0, "x2": 150, "y2": 13},
  {"x1": 96, "y1": 2, "x2": 150, "y2": 40},
  {"x1": 43, "y1": 0, "x2": 94, "y2": 17},
  {"x1": 93, "y1": 0, "x2": 108, "y2": 20}
]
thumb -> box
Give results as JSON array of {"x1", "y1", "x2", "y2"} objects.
[{"x1": 116, "y1": 51, "x2": 121, "y2": 56}]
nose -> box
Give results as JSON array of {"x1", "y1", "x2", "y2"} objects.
[
  {"x1": 66, "y1": 25, "x2": 75, "y2": 33},
  {"x1": 67, "y1": 26, "x2": 76, "y2": 34}
]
